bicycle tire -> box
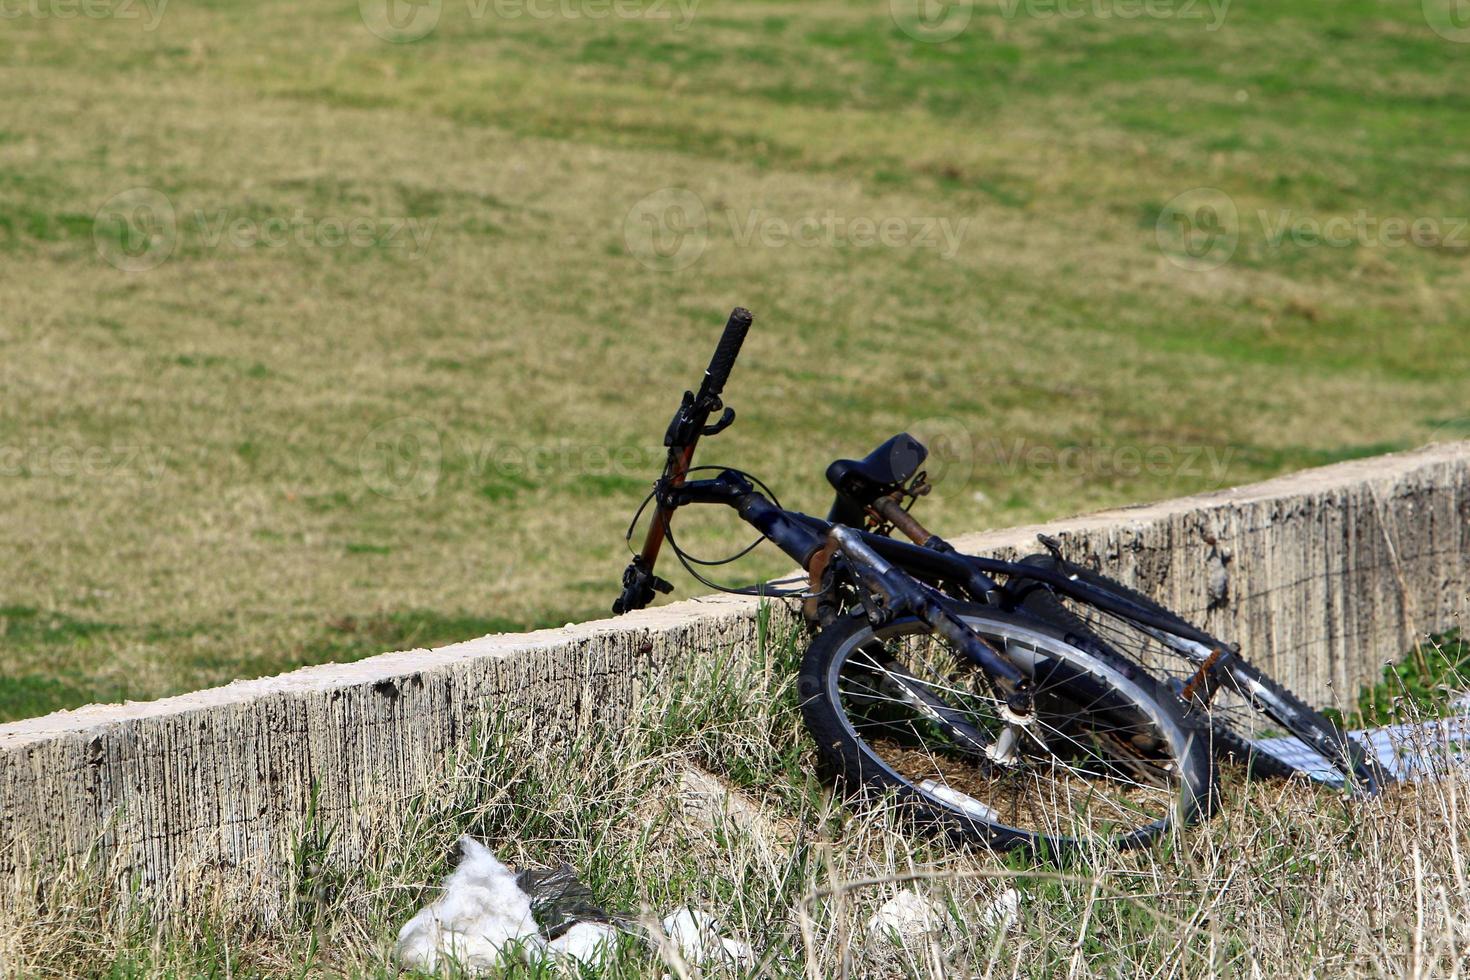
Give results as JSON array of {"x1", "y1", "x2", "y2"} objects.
[
  {"x1": 799, "y1": 603, "x2": 1215, "y2": 853},
  {"x1": 1005, "y1": 554, "x2": 1385, "y2": 793}
]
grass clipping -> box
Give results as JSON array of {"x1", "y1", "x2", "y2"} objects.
[{"x1": 4, "y1": 623, "x2": 1470, "y2": 978}]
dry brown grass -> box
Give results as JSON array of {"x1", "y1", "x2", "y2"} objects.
[
  {"x1": 2, "y1": 0, "x2": 1469, "y2": 717},
  {"x1": 4, "y1": 626, "x2": 1469, "y2": 978}
]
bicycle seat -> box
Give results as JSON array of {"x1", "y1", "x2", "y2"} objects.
[{"x1": 825, "y1": 432, "x2": 928, "y2": 526}]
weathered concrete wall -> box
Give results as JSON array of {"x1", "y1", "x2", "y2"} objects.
[{"x1": 2, "y1": 442, "x2": 1467, "y2": 920}]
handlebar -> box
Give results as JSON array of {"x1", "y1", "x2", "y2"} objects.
[
  {"x1": 698, "y1": 307, "x2": 752, "y2": 403},
  {"x1": 613, "y1": 307, "x2": 754, "y2": 615}
]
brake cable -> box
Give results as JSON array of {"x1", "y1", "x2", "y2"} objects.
[{"x1": 622, "y1": 465, "x2": 810, "y2": 599}]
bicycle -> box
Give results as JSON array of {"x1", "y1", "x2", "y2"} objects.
[
  {"x1": 835, "y1": 442, "x2": 1386, "y2": 793},
  {"x1": 612, "y1": 308, "x2": 1216, "y2": 852}
]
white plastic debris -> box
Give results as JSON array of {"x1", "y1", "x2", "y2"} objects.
[
  {"x1": 1253, "y1": 713, "x2": 1470, "y2": 785},
  {"x1": 660, "y1": 907, "x2": 755, "y2": 967},
  {"x1": 865, "y1": 889, "x2": 947, "y2": 946},
  {"x1": 396, "y1": 836, "x2": 543, "y2": 973},
  {"x1": 547, "y1": 920, "x2": 619, "y2": 967},
  {"x1": 980, "y1": 888, "x2": 1022, "y2": 931},
  {"x1": 919, "y1": 779, "x2": 999, "y2": 822},
  {"x1": 397, "y1": 838, "x2": 757, "y2": 974}
]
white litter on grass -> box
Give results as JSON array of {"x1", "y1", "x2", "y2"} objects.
[
  {"x1": 660, "y1": 908, "x2": 756, "y2": 967},
  {"x1": 396, "y1": 838, "x2": 754, "y2": 975},
  {"x1": 865, "y1": 887, "x2": 1020, "y2": 948},
  {"x1": 396, "y1": 836, "x2": 543, "y2": 972},
  {"x1": 1251, "y1": 714, "x2": 1470, "y2": 785},
  {"x1": 865, "y1": 890, "x2": 947, "y2": 946},
  {"x1": 980, "y1": 888, "x2": 1022, "y2": 931},
  {"x1": 547, "y1": 920, "x2": 620, "y2": 968},
  {"x1": 919, "y1": 779, "x2": 1000, "y2": 822}
]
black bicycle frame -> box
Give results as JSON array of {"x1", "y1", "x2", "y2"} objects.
[
  {"x1": 614, "y1": 308, "x2": 1224, "y2": 677},
  {"x1": 662, "y1": 469, "x2": 1225, "y2": 652}
]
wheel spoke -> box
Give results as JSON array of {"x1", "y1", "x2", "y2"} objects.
[{"x1": 830, "y1": 617, "x2": 1187, "y2": 845}]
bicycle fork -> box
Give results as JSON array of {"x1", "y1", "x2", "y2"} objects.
[{"x1": 827, "y1": 526, "x2": 1036, "y2": 766}]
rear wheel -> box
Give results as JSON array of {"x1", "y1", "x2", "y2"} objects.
[
  {"x1": 799, "y1": 604, "x2": 1215, "y2": 853},
  {"x1": 1006, "y1": 555, "x2": 1386, "y2": 793}
]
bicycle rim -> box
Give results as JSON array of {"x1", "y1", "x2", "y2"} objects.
[{"x1": 824, "y1": 610, "x2": 1208, "y2": 849}]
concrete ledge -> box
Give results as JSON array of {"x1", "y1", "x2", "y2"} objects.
[{"x1": 3, "y1": 442, "x2": 1468, "y2": 918}]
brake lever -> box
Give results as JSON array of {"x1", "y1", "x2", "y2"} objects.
[
  {"x1": 664, "y1": 393, "x2": 736, "y2": 447},
  {"x1": 701, "y1": 406, "x2": 735, "y2": 436}
]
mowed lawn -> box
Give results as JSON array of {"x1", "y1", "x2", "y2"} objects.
[{"x1": 1, "y1": 0, "x2": 1467, "y2": 720}]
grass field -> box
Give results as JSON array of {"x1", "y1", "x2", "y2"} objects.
[
  {"x1": 2, "y1": 0, "x2": 1469, "y2": 718},
  {"x1": 7, "y1": 621, "x2": 1470, "y2": 977}
]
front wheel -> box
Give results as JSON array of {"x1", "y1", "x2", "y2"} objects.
[{"x1": 799, "y1": 604, "x2": 1215, "y2": 854}]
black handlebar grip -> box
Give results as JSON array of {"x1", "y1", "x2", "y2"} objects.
[{"x1": 698, "y1": 307, "x2": 753, "y2": 401}]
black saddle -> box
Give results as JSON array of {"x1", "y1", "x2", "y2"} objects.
[{"x1": 825, "y1": 432, "x2": 928, "y2": 527}]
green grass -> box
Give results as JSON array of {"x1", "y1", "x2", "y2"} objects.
[
  {"x1": 1, "y1": 0, "x2": 1468, "y2": 718},
  {"x1": 1326, "y1": 630, "x2": 1470, "y2": 729},
  {"x1": 9, "y1": 621, "x2": 1470, "y2": 977}
]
